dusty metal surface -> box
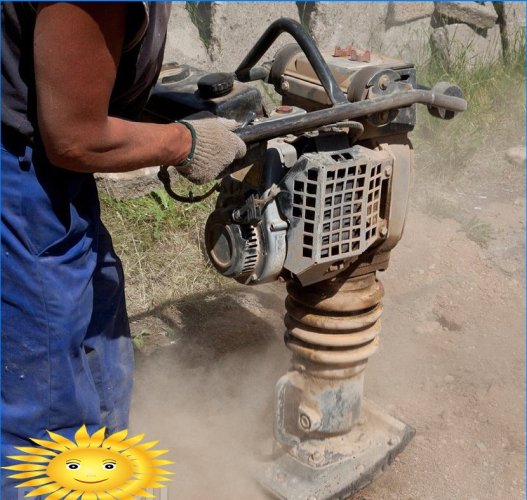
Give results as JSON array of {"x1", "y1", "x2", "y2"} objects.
[
  {"x1": 259, "y1": 399, "x2": 415, "y2": 500},
  {"x1": 259, "y1": 272, "x2": 415, "y2": 498},
  {"x1": 278, "y1": 146, "x2": 393, "y2": 286},
  {"x1": 284, "y1": 274, "x2": 383, "y2": 365}
]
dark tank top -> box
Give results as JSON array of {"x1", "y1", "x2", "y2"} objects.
[{"x1": 1, "y1": 2, "x2": 171, "y2": 143}]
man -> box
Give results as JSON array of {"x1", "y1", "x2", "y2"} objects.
[{"x1": 1, "y1": 2, "x2": 246, "y2": 496}]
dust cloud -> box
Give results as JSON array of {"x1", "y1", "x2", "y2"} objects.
[{"x1": 129, "y1": 287, "x2": 290, "y2": 499}]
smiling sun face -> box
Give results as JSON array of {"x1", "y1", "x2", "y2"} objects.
[
  {"x1": 3, "y1": 426, "x2": 173, "y2": 499},
  {"x1": 46, "y1": 447, "x2": 134, "y2": 492}
]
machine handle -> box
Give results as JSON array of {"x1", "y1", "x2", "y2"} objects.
[
  {"x1": 235, "y1": 17, "x2": 348, "y2": 107},
  {"x1": 235, "y1": 88, "x2": 467, "y2": 144},
  {"x1": 233, "y1": 18, "x2": 467, "y2": 145}
]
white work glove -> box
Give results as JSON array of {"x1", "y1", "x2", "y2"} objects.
[{"x1": 176, "y1": 111, "x2": 247, "y2": 185}]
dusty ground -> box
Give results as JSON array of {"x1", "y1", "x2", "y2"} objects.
[{"x1": 128, "y1": 140, "x2": 525, "y2": 499}]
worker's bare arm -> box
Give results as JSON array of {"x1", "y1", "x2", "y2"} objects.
[{"x1": 34, "y1": 2, "x2": 192, "y2": 173}]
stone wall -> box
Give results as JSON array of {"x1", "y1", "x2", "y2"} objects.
[{"x1": 164, "y1": 2, "x2": 526, "y2": 69}]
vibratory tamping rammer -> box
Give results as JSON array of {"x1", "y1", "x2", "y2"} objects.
[{"x1": 145, "y1": 18, "x2": 466, "y2": 500}]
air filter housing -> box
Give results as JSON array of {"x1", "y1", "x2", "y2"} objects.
[{"x1": 278, "y1": 145, "x2": 392, "y2": 284}]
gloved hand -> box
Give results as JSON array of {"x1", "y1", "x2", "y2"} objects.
[{"x1": 176, "y1": 111, "x2": 247, "y2": 185}]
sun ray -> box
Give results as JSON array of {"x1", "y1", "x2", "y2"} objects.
[
  {"x1": 103, "y1": 429, "x2": 128, "y2": 446},
  {"x1": 150, "y1": 459, "x2": 174, "y2": 466},
  {"x1": 133, "y1": 489, "x2": 155, "y2": 498},
  {"x1": 88, "y1": 427, "x2": 106, "y2": 448},
  {"x1": 15, "y1": 447, "x2": 58, "y2": 457},
  {"x1": 118, "y1": 434, "x2": 144, "y2": 449},
  {"x1": 45, "y1": 487, "x2": 71, "y2": 500},
  {"x1": 80, "y1": 492, "x2": 97, "y2": 500},
  {"x1": 30, "y1": 438, "x2": 70, "y2": 452},
  {"x1": 27, "y1": 482, "x2": 62, "y2": 497},
  {"x1": 132, "y1": 440, "x2": 159, "y2": 451},
  {"x1": 144, "y1": 449, "x2": 169, "y2": 458},
  {"x1": 144, "y1": 468, "x2": 174, "y2": 476},
  {"x1": 64, "y1": 491, "x2": 82, "y2": 500},
  {"x1": 4, "y1": 464, "x2": 48, "y2": 471},
  {"x1": 7, "y1": 454, "x2": 51, "y2": 463},
  {"x1": 46, "y1": 431, "x2": 76, "y2": 450},
  {"x1": 97, "y1": 492, "x2": 117, "y2": 500},
  {"x1": 6, "y1": 471, "x2": 47, "y2": 480},
  {"x1": 73, "y1": 426, "x2": 91, "y2": 449},
  {"x1": 15, "y1": 476, "x2": 54, "y2": 488}
]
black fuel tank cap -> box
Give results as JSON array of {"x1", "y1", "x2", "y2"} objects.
[{"x1": 197, "y1": 72, "x2": 234, "y2": 99}]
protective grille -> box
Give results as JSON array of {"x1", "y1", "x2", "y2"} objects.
[{"x1": 282, "y1": 146, "x2": 391, "y2": 273}]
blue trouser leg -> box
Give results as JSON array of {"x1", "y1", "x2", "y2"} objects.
[{"x1": 1, "y1": 144, "x2": 134, "y2": 499}]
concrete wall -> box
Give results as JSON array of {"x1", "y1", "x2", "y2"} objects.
[{"x1": 164, "y1": 2, "x2": 526, "y2": 69}]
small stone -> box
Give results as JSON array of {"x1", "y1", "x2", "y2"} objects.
[
  {"x1": 95, "y1": 167, "x2": 161, "y2": 200},
  {"x1": 505, "y1": 146, "x2": 526, "y2": 168},
  {"x1": 414, "y1": 320, "x2": 442, "y2": 335},
  {"x1": 444, "y1": 375, "x2": 455, "y2": 383},
  {"x1": 476, "y1": 441, "x2": 487, "y2": 452}
]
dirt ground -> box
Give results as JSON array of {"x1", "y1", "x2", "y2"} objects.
[
  {"x1": 114, "y1": 83, "x2": 527, "y2": 500},
  {"x1": 128, "y1": 149, "x2": 525, "y2": 499}
]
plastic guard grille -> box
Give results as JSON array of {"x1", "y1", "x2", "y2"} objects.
[{"x1": 284, "y1": 147, "x2": 391, "y2": 270}]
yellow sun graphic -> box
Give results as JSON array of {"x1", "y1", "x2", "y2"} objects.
[{"x1": 3, "y1": 425, "x2": 174, "y2": 499}]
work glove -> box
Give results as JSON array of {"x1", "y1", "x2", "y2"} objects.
[{"x1": 176, "y1": 111, "x2": 247, "y2": 185}]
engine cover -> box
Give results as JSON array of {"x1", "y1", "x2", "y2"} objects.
[
  {"x1": 204, "y1": 136, "x2": 406, "y2": 287},
  {"x1": 277, "y1": 145, "x2": 393, "y2": 285}
]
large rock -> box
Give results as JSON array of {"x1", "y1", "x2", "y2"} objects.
[
  {"x1": 309, "y1": 2, "x2": 389, "y2": 52},
  {"x1": 381, "y1": 17, "x2": 433, "y2": 64},
  {"x1": 435, "y1": 2, "x2": 498, "y2": 30},
  {"x1": 386, "y1": 2, "x2": 435, "y2": 26},
  {"x1": 96, "y1": 167, "x2": 161, "y2": 200},
  {"x1": 430, "y1": 23, "x2": 502, "y2": 67},
  {"x1": 499, "y1": 2, "x2": 526, "y2": 54},
  {"x1": 208, "y1": 2, "x2": 299, "y2": 71},
  {"x1": 164, "y1": 3, "x2": 212, "y2": 69}
]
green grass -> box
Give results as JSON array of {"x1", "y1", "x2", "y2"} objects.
[
  {"x1": 413, "y1": 29, "x2": 526, "y2": 179},
  {"x1": 100, "y1": 177, "x2": 230, "y2": 314},
  {"x1": 423, "y1": 192, "x2": 494, "y2": 248}
]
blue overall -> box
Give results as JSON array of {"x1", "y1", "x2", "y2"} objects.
[
  {"x1": 1, "y1": 139, "x2": 134, "y2": 498},
  {"x1": 1, "y1": 2, "x2": 171, "y2": 497}
]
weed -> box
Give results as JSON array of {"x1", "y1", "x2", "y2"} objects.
[
  {"x1": 413, "y1": 27, "x2": 525, "y2": 179},
  {"x1": 423, "y1": 192, "x2": 459, "y2": 221},
  {"x1": 100, "y1": 177, "x2": 229, "y2": 314},
  {"x1": 422, "y1": 192, "x2": 494, "y2": 248},
  {"x1": 132, "y1": 331, "x2": 147, "y2": 350},
  {"x1": 461, "y1": 216, "x2": 494, "y2": 248}
]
